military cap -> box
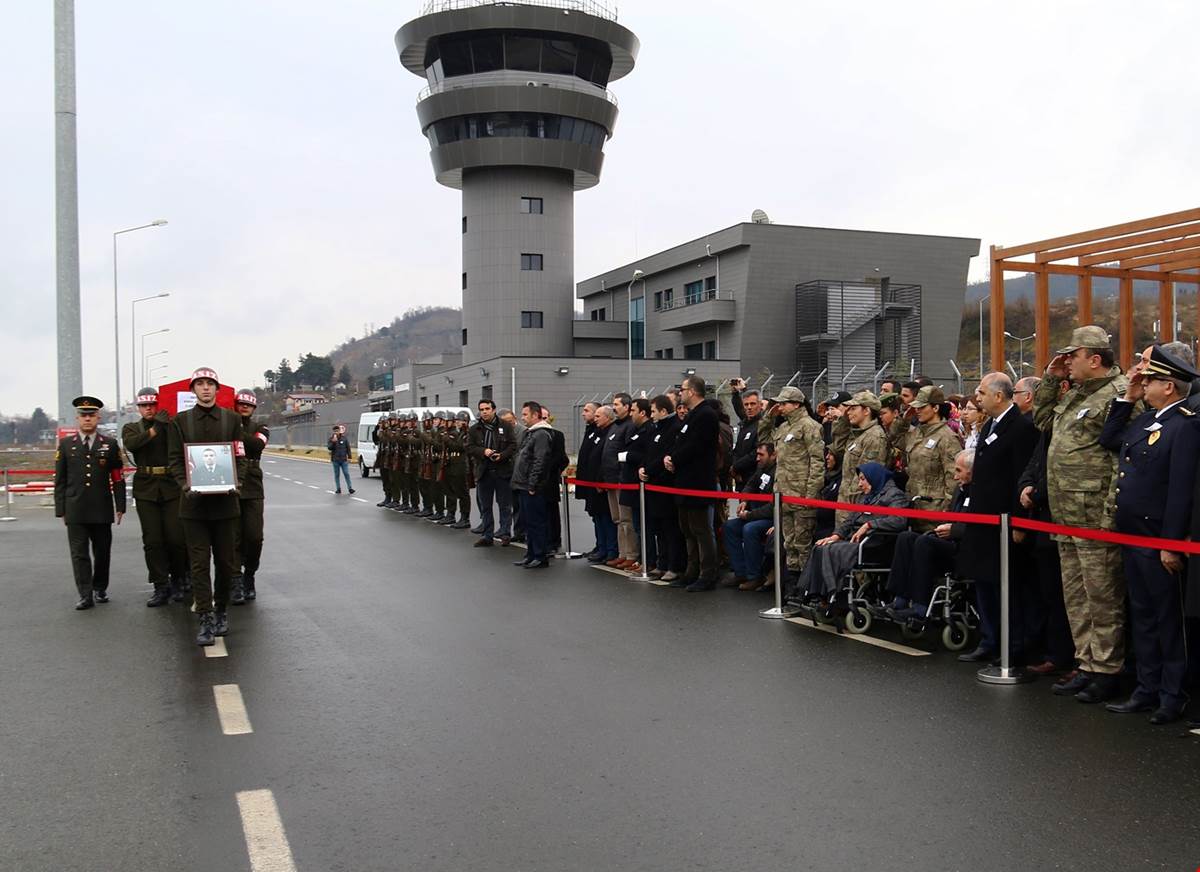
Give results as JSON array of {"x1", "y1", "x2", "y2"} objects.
[
  {"x1": 1055, "y1": 325, "x2": 1111, "y2": 355},
  {"x1": 455, "y1": 410, "x2": 470, "y2": 422},
  {"x1": 909, "y1": 385, "x2": 946, "y2": 408},
  {"x1": 1142, "y1": 344, "x2": 1200, "y2": 382},
  {"x1": 189, "y1": 366, "x2": 220, "y2": 389},
  {"x1": 72, "y1": 395, "x2": 104, "y2": 413},
  {"x1": 844, "y1": 390, "x2": 881, "y2": 412},
  {"x1": 769, "y1": 386, "x2": 807, "y2": 404},
  {"x1": 878, "y1": 391, "x2": 900, "y2": 409},
  {"x1": 826, "y1": 390, "x2": 852, "y2": 407},
  {"x1": 135, "y1": 387, "x2": 160, "y2": 405},
  {"x1": 234, "y1": 388, "x2": 258, "y2": 407}
]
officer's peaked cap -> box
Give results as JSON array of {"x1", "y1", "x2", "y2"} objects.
[
  {"x1": 1143, "y1": 344, "x2": 1200, "y2": 383},
  {"x1": 72, "y1": 395, "x2": 104, "y2": 412}
]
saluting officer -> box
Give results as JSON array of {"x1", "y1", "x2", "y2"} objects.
[
  {"x1": 1099, "y1": 345, "x2": 1200, "y2": 725},
  {"x1": 55, "y1": 396, "x2": 126, "y2": 609},
  {"x1": 232, "y1": 389, "x2": 269, "y2": 604},
  {"x1": 121, "y1": 387, "x2": 186, "y2": 607},
  {"x1": 168, "y1": 367, "x2": 247, "y2": 646}
]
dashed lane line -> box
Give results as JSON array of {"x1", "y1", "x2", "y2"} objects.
[
  {"x1": 308, "y1": 485, "x2": 320, "y2": 490},
  {"x1": 784, "y1": 617, "x2": 931, "y2": 657},
  {"x1": 213, "y1": 684, "x2": 254, "y2": 735},
  {"x1": 203, "y1": 637, "x2": 228, "y2": 658},
  {"x1": 236, "y1": 789, "x2": 298, "y2": 872},
  {"x1": 351, "y1": 496, "x2": 368, "y2": 503}
]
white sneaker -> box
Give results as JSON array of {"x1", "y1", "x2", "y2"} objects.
[{"x1": 661, "y1": 571, "x2": 678, "y2": 582}]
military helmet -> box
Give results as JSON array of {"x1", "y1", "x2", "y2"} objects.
[
  {"x1": 234, "y1": 388, "x2": 258, "y2": 407},
  {"x1": 433, "y1": 410, "x2": 447, "y2": 420},
  {"x1": 189, "y1": 367, "x2": 220, "y2": 390},
  {"x1": 421, "y1": 410, "x2": 433, "y2": 421},
  {"x1": 456, "y1": 410, "x2": 470, "y2": 422},
  {"x1": 135, "y1": 387, "x2": 159, "y2": 406},
  {"x1": 387, "y1": 411, "x2": 398, "y2": 420}
]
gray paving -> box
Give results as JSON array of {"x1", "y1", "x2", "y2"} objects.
[{"x1": 2, "y1": 454, "x2": 1197, "y2": 871}]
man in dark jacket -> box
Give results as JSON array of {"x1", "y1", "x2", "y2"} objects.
[
  {"x1": 601, "y1": 393, "x2": 636, "y2": 568},
  {"x1": 538, "y1": 406, "x2": 569, "y2": 553},
  {"x1": 664, "y1": 375, "x2": 721, "y2": 591},
  {"x1": 467, "y1": 399, "x2": 517, "y2": 546},
  {"x1": 584, "y1": 406, "x2": 618, "y2": 563},
  {"x1": 510, "y1": 402, "x2": 555, "y2": 569},
  {"x1": 619, "y1": 398, "x2": 654, "y2": 572},
  {"x1": 729, "y1": 379, "x2": 763, "y2": 486},
  {"x1": 327, "y1": 424, "x2": 354, "y2": 494},
  {"x1": 722, "y1": 442, "x2": 776, "y2": 590},
  {"x1": 575, "y1": 403, "x2": 600, "y2": 555},
  {"x1": 640, "y1": 395, "x2": 684, "y2": 579},
  {"x1": 56, "y1": 395, "x2": 126, "y2": 610}
]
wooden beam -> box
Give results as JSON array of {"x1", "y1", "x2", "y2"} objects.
[
  {"x1": 1119, "y1": 276, "x2": 1134, "y2": 370},
  {"x1": 990, "y1": 247, "x2": 1006, "y2": 374},
  {"x1": 996, "y1": 259, "x2": 1200, "y2": 284},
  {"x1": 1035, "y1": 270, "x2": 1050, "y2": 372},
  {"x1": 1119, "y1": 245, "x2": 1200, "y2": 270},
  {"x1": 1036, "y1": 221, "x2": 1200, "y2": 263},
  {"x1": 1081, "y1": 235, "x2": 1200, "y2": 267},
  {"x1": 1154, "y1": 255, "x2": 1200, "y2": 273},
  {"x1": 994, "y1": 207, "x2": 1200, "y2": 260},
  {"x1": 1159, "y1": 280, "x2": 1174, "y2": 342},
  {"x1": 1078, "y1": 274, "x2": 1092, "y2": 323}
]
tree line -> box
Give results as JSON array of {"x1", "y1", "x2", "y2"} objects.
[{"x1": 262, "y1": 354, "x2": 351, "y2": 393}]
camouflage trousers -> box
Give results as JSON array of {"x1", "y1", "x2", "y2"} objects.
[
  {"x1": 1056, "y1": 537, "x2": 1126, "y2": 674},
  {"x1": 782, "y1": 505, "x2": 817, "y2": 572}
]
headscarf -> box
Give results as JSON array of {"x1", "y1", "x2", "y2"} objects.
[{"x1": 855, "y1": 461, "x2": 892, "y2": 497}]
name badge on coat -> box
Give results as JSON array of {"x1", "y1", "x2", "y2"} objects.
[
  {"x1": 680, "y1": 425, "x2": 688, "y2": 433},
  {"x1": 1076, "y1": 408, "x2": 1090, "y2": 419},
  {"x1": 654, "y1": 434, "x2": 661, "y2": 442},
  {"x1": 985, "y1": 433, "x2": 998, "y2": 445},
  {"x1": 924, "y1": 438, "x2": 936, "y2": 449},
  {"x1": 785, "y1": 433, "x2": 795, "y2": 442}
]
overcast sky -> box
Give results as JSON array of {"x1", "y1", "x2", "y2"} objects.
[{"x1": 3, "y1": 0, "x2": 1198, "y2": 417}]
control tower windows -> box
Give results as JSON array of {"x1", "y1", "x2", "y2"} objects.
[
  {"x1": 427, "y1": 113, "x2": 608, "y2": 149},
  {"x1": 424, "y1": 30, "x2": 615, "y2": 88}
]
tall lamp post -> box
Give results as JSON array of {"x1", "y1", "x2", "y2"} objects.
[
  {"x1": 1004, "y1": 331, "x2": 1036, "y2": 372},
  {"x1": 139, "y1": 328, "x2": 170, "y2": 387},
  {"x1": 113, "y1": 220, "x2": 167, "y2": 418},
  {"x1": 143, "y1": 349, "x2": 168, "y2": 386},
  {"x1": 629, "y1": 269, "x2": 644, "y2": 393},
  {"x1": 149, "y1": 363, "x2": 169, "y2": 385},
  {"x1": 132, "y1": 292, "x2": 169, "y2": 399}
]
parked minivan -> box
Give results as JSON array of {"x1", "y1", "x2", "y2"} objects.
[{"x1": 356, "y1": 407, "x2": 476, "y2": 478}]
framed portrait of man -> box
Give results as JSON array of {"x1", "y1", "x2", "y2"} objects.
[{"x1": 185, "y1": 442, "x2": 239, "y2": 494}]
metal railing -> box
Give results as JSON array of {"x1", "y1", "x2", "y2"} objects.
[
  {"x1": 417, "y1": 71, "x2": 618, "y2": 105},
  {"x1": 657, "y1": 288, "x2": 734, "y2": 312},
  {"x1": 420, "y1": 0, "x2": 619, "y2": 22}
]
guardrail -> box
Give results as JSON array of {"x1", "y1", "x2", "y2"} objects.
[
  {"x1": 657, "y1": 288, "x2": 733, "y2": 312},
  {"x1": 417, "y1": 73, "x2": 618, "y2": 105}
]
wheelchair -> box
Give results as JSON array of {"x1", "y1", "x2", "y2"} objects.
[
  {"x1": 796, "y1": 531, "x2": 898, "y2": 634},
  {"x1": 898, "y1": 572, "x2": 979, "y2": 652}
]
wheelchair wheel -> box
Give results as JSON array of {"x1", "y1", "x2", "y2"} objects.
[
  {"x1": 900, "y1": 621, "x2": 926, "y2": 641},
  {"x1": 843, "y1": 606, "x2": 872, "y2": 634},
  {"x1": 941, "y1": 620, "x2": 971, "y2": 652}
]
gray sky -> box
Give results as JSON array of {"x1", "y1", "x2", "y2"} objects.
[{"x1": 3, "y1": 0, "x2": 1198, "y2": 416}]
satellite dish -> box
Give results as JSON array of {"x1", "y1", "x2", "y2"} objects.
[{"x1": 751, "y1": 209, "x2": 770, "y2": 224}]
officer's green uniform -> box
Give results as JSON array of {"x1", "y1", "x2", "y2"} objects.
[
  {"x1": 121, "y1": 388, "x2": 186, "y2": 605},
  {"x1": 441, "y1": 414, "x2": 471, "y2": 526},
  {"x1": 427, "y1": 413, "x2": 449, "y2": 521},
  {"x1": 902, "y1": 386, "x2": 962, "y2": 533},
  {"x1": 417, "y1": 413, "x2": 435, "y2": 516},
  {"x1": 402, "y1": 417, "x2": 421, "y2": 511},
  {"x1": 834, "y1": 391, "x2": 890, "y2": 528},
  {"x1": 55, "y1": 396, "x2": 127, "y2": 607},
  {"x1": 233, "y1": 388, "x2": 269, "y2": 604},
  {"x1": 376, "y1": 417, "x2": 394, "y2": 506},
  {"x1": 770, "y1": 387, "x2": 826, "y2": 573}
]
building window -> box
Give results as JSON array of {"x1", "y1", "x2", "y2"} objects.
[
  {"x1": 461, "y1": 328, "x2": 467, "y2": 346},
  {"x1": 665, "y1": 348, "x2": 674, "y2": 360},
  {"x1": 481, "y1": 384, "x2": 493, "y2": 400},
  {"x1": 520, "y1": 253, "x2": 543, "y2": 271},
  {"x1": 420, "y1": 396, "x2": 428, "y2": 407},
  {"x1": 705, "y1": 340, "x2": 716, "y2": 360},
  {"x1": 684, "y1": 280, "x2": 703, "y2": 305},
  {"x1": 630, "y1": 296, "x2": 644, "y2": 360},
  {"x1": 653, "y1": 291, "x2": 662, "y2": 311},
  {"x1": 462, "y1": 272, "x2": 467, "y2": 290},
  {"x1": 663, "y1": 288, "x2": 673, "y2": 308},
  {"x1": 705, "y1": 275, "x2": 717, "y2": 292},
  {"x1": 521, "y1": 310, "x2": 544, "y2": 328},
  {"x1": 591, "y1": 307, "x2": 606, "y2": 321},
  {"x1": 520, "y1": 197, "x2": 543, "y2": 214},
  {"x1": 462, "y1": 216, "x2": 467, "y2": 234},
  {"x1": 655, "y1": 349, "x2": 663, "y2": 359},
  {"x1": 684, "y1": 343, "x2": 703, "y2": 360},
  {"x1": 459, "y1": 389, "x2": 468, "y2": 407}
]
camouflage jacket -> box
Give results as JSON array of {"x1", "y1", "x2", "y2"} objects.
[
  {"x1": 772, "y1": 407, "x2": 825, "y2": 503},
  {"x1": 1034, "y1": 366, "x2": 1127, "y2": 531},
  {"x1": 903, "y1": 419, "x2": 961, "y2": 514},
  {"x1": 835, "y1": 421, "x2": 889, "y2": 524}
]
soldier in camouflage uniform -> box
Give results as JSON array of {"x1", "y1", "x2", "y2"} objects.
[
  {"x1": 770, "y1": 386, "x2": 826, "y2": 574},
  {"x1": 1034, "y1": 325, "x2": 1128, "y2": 702},
  {"x1": 902, "y1": 385, "x2": 962, "y2": 532},
  {"x1": 440, "y1": 411, "x2": 473, "y2": 527},
  {"x1": 834, "y1": 391, "x2": 889, "y2": 528}
]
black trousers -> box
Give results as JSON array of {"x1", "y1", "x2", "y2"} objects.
[
  {"x1": 887, "y1": 531, "x2": 956, "y2": 607},
  {"x1": 67, "y1": 522, "x2": 112, "y2": 597},
  {"x1": 476, "y1": 470, "x2": 512, "y2": 539},
  {"x1": 648, "y1": 513, "x2": 685, "y2": 572},
  {"x1": 546, "y1": 495, "x2": 562, "y2": 551},
  {"x1": 379, "y1": 467, "x2": 392, "y2": 501},
  {"x1": 134, "y1": 497, "x2": 186, "y2": 586},
  {"x1": 679, "y1": 505, "x2": 718, "y2": 581},
  {"x1": 1027, "y1": 539, "x2": 1074, "y2": 667},
  {"x1": 1124, "y1": 547, "x2": 1189, "y2": 709},
  {"x1": 181, "y1": 517, "x2": 238, "y2": 614},
  {"x1": 236, "y1": 498, "x2": 265, "y2": 581}
]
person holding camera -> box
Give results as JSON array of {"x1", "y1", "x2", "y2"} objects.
[{"x1": 328, "y1": 424, "x2": 355, "y2": 495}]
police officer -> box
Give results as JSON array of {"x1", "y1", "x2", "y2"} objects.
[
  {"x1": 55, "y1": 396, "x2": 127, "y2": 609},
  {"x1": 232, "y1": 388, "x2": 269, "y2": 604},
  {"x1": 1099, "y1": 345, "x2": 1200, "y2": 725},
  {"x1": 121, "y1": 387, "x2": 186, "y2": 606},
  {"x1": 834, "y1": 391, "x2": 889, "y2": 528},
  {"x1": 902, "y1": 386, "x2": 962, "y2": 532},
  {"x1": 441, "y1": 411, "x2": 472, "y2": 527},
  {"x1": 769, "y1": 386, "x2": 826, "y2": 580},
  {"x1": 168, "y1": 367, "x2": 247, "y2": 646}
]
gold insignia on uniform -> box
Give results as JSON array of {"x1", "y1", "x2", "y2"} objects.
[
  {"x1": 1180, "y1": 407, "x2": 1195, "y2": 416},
  {"x1": 55, "y1": 450, "x2": 60, "y2": 461},
  {"x1": 1148, "y1": 431, "x2": 1161, "y2": 446}
]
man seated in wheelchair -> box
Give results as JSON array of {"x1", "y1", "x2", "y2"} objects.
[
  {"x1": 784, "y1": 461, "x2": 908, "y2": 616},
  {"x1": 883, "y1": 448, "x2": 974, "y2": 625}
]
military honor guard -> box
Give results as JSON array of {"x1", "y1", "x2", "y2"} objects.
[
  {"x1": 1099, "y1": 345, "x2": 1200, "y2": 725},
  {"x1": 121, "y1": 387, "x2": 187, "y2": 606},
  {"x1": 232, "y1": 388, "x2": 269, "y2": 604},
  {"x1": 167, "y1": 367, "x2": 247, "y2": 646},
  {"x1": 54, "y1": 396, "x2": 126, "y2": 609}
]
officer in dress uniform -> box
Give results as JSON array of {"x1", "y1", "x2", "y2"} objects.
[
  {"x1": 54, "y1": 396, "x2": 126, "y2": 609},
  {"x1": 232, "y1": 389, "x2": 269, "y2": 604},
  {"x1": 441, "y1": 411, "x2": 472, "y2": 527},
  {"x1": 121, "y1": 387, "x2": 186, "y2": 606},
  {"x1": 1099, "y1": 345, "x2": 1200, "y2": 725}
]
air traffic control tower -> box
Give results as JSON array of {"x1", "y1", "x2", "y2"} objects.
[{"x1": 396, "y1": 1, "x2": 639, "y2": 365}]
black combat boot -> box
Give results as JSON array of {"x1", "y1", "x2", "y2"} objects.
[
  {"x1": 146, "y1": 584, "x2": 172, "y2": 607},
  {"x1": 230, "y1": 576, "x2": 246, "y2": 606},
  {"x1": 213, "y1": 611, "x2": 229, "y2": 637},
  {"x1": 196, "y1": 613, "x2": 215, "y2": 647},
  {"x1": 243, "y1": 575, "x2": 256, "y2": 602}
]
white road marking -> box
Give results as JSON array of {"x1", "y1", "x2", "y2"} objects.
[
  {"x1": 590, "y1": 563, "x2": 632, "y2": 578},
  {"x1": 203, "y1": 637, "x2": 228, "y2": 658},
  {"x1": 280, "y1": 477, "x2": 291, "y2": 482},
  {"x1": 325, "y1": 490, "x2": 337, "y2": 494},
  {"x1": 351, "y1": 497, "x2": 368, "y2": 503},
  {"x1": 263, "y1": 459, "x2": 276, "y2": 463},
  {"x1": 784, "y1": 617, "x2": 932, "y2": 657},
  {"x1": 293, "y1": 481, "x2": 304, "y2": 485},
  {"x1": 308, "y1": 485, "x2": 320, "y2": 490},
  {"x1": 213, "y1": 684, "x2": 254, "y2": 735},
  {"x1": 236, "y1": 789, "x2": 297, "y2": 872}
]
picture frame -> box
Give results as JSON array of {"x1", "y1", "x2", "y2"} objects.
[{"x1": 184, "y1": 441, "x2": 239, "y2": 494}]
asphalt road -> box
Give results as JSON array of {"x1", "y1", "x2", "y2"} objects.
[{"x1": 2, "y1": 453, "x2": 1198, "y2": 871}]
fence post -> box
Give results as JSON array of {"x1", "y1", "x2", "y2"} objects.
[
  {"x1": 1, "y1": 470, "x2": 17, "y2": 522},
  {"x1": 977, "y1": 513, "x2": 1033, "y2": 684},
  {"x1": 632, "y1": 481, "x2": 651, "y2": 581},
  {"x1": 559, "y1": 474, "x2": 582, "y2": 559},
  {"x1": 759, "y1": 492, "x2": 787, "y2": 619}
]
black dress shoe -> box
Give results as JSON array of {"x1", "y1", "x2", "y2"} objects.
[
  {"x1": 147, "y1": 585, "x2": 172, "y2": 607},
  {"x1": 499, "y1": 536, "x2": 512, "y2": 546},
  {"x1": 686, "y1": 578, "x2": 717, "y2": 592},
  {"x1": 957, "y1": 646, "x2": 995, "y2": 663},
  {"x1": 669, "y1": 576, "x2": 695, "y2": 589},
  {"x1": 512, "y1": 558, "x2": 533, "y2": 567},
  {"x1": 473, "y1": 538, "x2": 494, "y2": 548},
  {"x1": 376, "y1": 499, "x2": 388, "y2": 507},
  {"x1": 75, "y1": 595, "x2": 94, "y2": 610},
  {"x1": 1076, "y1": 675, "x2": 1121, "y2": 704},
  {"x1": 1149, "y1": 706, "x2": 1185, "y2": 726},
  {"x1": 524, "y1": 559, "x2": 550, "y2": 569},
  {"x1": 1052, "y1": 670, "x2": 1090, "y2": 696},
  {"x1": 93, "y1": 590, "x2": 109, "y2": 604},
  {"x1": 1105, "y1": 696, "x2": 1156, "y2": 714}
]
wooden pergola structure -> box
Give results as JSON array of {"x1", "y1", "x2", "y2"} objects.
[{"x1": 990, "y1": 207, "x2": 1200, "y2": 373}]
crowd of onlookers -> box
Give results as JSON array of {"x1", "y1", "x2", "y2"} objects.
[{"x1": 449, "y1": 330, "x2": 1200, "y2": 727}]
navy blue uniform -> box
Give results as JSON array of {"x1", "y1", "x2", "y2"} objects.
[
  {"x1": 54, "y1": 432, "x2": 127, "y2": 598},
  {"x1": 1100, "y1": 399, "x2": 1199, "y2": 712}
]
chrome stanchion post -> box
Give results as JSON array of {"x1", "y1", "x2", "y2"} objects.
[
  {"x1": 1, "y1": 469, "x2": 17, "y2": 522},
  {"x1": 632, "y1": 481, "x2": 651, "y2": 581},
  {"x1": 560, "y1": 474, "x2": 582, "y2": 559},
  {"x1": 759, "y1": 491, "x2": 787, "y2": 619},
  {"x1": 978, "y1": 513, "x2": 1032, "y2": 684}
]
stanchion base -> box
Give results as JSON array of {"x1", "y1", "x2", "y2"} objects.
[
  {"x1": 758, "y1": 606, "x2": 791, "y2": 620},
  {"x1": 559, "y1": 551, "x2": 584, "y2": 559},
  {"x1": 630, "y1": 573, "x2": 652, "y2": 582},
  {"x1": 976, "y1": 665, "x2": 1035, "y2": 685},
  {"x1": 0, "y1": 517, "x2": 16, "y2": 523}
]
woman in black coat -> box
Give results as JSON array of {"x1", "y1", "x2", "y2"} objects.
[{"x1": 641, "y1": 395, "x2": 685, "y2": 578}]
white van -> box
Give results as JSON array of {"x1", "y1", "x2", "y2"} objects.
[{"x1": 356, "y1": 407, "x2": 477, "y2": 478}]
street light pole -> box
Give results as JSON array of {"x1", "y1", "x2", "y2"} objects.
[
  {"x1": 143, "y1": 349, "x2": 168, "y2": 386},
  {"x1": 1004, "y1": 331, "x2": 1035, "y2": 373},
  {"x1": 113, "y1": 220, "x2": 167, "y2": 419},
  {"x1": 131, "y1": 292, "x2": 169, "y2": 399},
  {"x1": 140, "y1": 329, "x2": 169, "y2": 388}
]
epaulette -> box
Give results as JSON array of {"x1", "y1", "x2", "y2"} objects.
[{"x1": 1180, "y1": 407, "x2": 1194, "y2": 416}]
